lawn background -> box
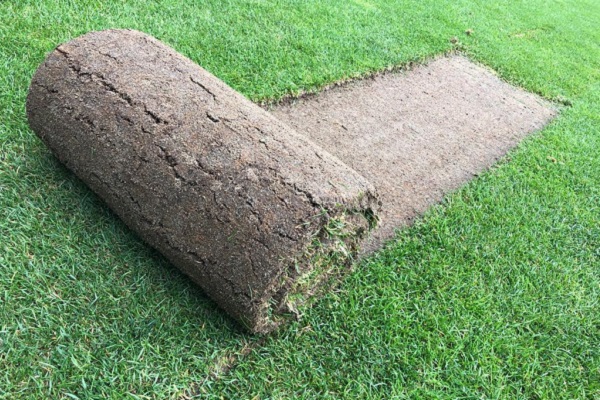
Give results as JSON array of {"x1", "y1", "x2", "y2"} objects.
[{"x1": 1, "y1": 0, "x2": 599, "y2": 398}]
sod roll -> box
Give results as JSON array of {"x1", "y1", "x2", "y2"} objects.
[{"x1": 26, "y1": 29, "x2": 378, "y2": 333}]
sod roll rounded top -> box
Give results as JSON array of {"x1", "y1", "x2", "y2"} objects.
[{"x1": 26, "y1": 29, "x2": 379, "y2": 333}]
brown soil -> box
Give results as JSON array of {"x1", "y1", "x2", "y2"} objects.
[{"x1": 269, "y1": 56, "x2": 557, "y2": 253}]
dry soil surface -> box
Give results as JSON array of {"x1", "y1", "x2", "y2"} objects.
[{"x1": 270, "y1": 56, "x2": 557, "y2": 253}]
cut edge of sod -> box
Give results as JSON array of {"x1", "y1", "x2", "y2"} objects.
[{"x1": 246, "y1": 203, "x2": 379, "y2": 334}]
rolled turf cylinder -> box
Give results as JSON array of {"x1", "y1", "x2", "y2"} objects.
[{"x1": 26, "y1": 29, "x2": 379, "y2": 333}]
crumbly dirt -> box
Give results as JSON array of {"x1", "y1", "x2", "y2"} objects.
[{"x1": 269, "y1": 56, "x2": 557, "y2": 253}]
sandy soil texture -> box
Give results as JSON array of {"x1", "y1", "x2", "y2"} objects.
[{"x1": 270, "y1": 56, "x2": 557, "y2": 252}]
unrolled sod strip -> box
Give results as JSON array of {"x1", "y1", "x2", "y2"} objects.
[
  {"x1": 271, "y1": 56, "x2": 557, "y2": 253},
  {"x1": 27, "y1": 29, "x2": 379, "y2": 334}
]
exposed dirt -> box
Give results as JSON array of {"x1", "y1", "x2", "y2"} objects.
[{"x1": 269, "y1": 56, "x2": 557, "y2": 253}]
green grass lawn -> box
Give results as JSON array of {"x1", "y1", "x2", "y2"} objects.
[{"x1": 1, "y1": 0, "x2": 599, "y2": 398}]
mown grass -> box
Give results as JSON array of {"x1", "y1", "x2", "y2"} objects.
[{"x1": 1, "y1": 0, "x2": 599, "y2": 398}]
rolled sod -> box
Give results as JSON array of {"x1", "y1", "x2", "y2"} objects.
[{"x1": 27, "y1": 30, "x2": 379, "y2": 333}]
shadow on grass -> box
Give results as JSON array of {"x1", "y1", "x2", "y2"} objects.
[{"x1": 1, "y1": 135, "x2": 256, "y2": 396}]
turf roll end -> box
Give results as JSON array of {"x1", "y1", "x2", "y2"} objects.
[{"x1": 26, "y1": 29, "x2": 379, "y2": 333}]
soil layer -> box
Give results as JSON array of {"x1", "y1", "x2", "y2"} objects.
[{"x1": 270, "y1": 57, "x2": 557, "y2": 252}]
